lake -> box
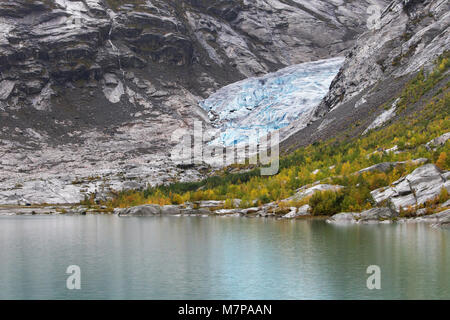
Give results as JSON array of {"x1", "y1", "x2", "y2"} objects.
[{"x1": 0, "y1": 215, "x2": 448, "y2": 299}]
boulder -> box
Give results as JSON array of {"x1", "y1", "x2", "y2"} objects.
[
  {"x1": 282, "y1": 205, "x2": 310, "y2": 219},
  {"x1": 118, "y1": 204, "x2": 161, "y2": 216},
  {"x1": 214, "y1": 209, "x2": 241, "y2": 215},
  {"x1": 160, "y1": 205, "x2": 181, "y2": 215},
  {"x1": 327, "y1": 207, "x2": 395, "y2": 224},
  {"x1": 297, "y1": 204, "x2": 311, "y2": 215},
  {"x1": 281, "y1": 207, "x2": 298, "y2": 219},
  {"x1": 326, "y1": 212, "x2": 360, "y2": 224},
  {"x1": 358, "y1": 207, "x2": 396, "y2": 223}
]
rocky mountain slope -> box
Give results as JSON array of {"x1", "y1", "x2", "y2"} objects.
[
  {"x1": 0, "y1": 0, "x2": 388, "y2": 204},
  {"x1": 282, "y1": 0, "x2": 449, "y2": 152}
]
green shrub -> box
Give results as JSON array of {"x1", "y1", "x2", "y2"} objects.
[{"x1": 309, "y1": 190, "x2": 344, "y2": 216}]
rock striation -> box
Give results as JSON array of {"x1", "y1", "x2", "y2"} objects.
[
  {"x1": 371, "y1": 164, "x2": 450, "y2": 212},
  {"x1": 326, "y1": 207, "x2": 397, "y2": 224}
]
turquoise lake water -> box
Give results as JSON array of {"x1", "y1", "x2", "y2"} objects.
[{"x1": 0, "y1": 215, "x2": 448, "y2": 299}]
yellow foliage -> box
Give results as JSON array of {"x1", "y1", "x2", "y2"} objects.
[
  {"x1": 340, "y1": 162, "x2": 352, "y2": 175},
  {"x1": 436, "y1": 152, "x2": 448, "y2": 170}
]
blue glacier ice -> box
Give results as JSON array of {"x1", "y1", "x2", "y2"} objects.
[{"x1": 200, "y1": 57, "x2": 345, "y2": 146}]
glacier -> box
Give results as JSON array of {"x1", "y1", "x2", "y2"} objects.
[{"x1": 200, "y1": 57, "x2": 345, "y2": 146}]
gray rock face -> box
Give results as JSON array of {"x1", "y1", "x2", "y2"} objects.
[
  {"x1": 282, "y1": 205, "x2": 310, "y2": 219},
  {"x1": 240, "y1": 207, "x2": 261, "y2": 215},
  {"x1": 213, "y1": 209, "x2": 241, "y2": 216},
  {"x1": 357, "y1": 158, "x2": 428, "y2": 174},
  {"x1": 0, "y1": 0, "x2": 387, "y2": 204},
  {"x1": 358, "y1": 207, "x2": 397, "y2": 223},
  {"x1": 440, "y1": 199, "x2": 450, "y2": 208},
  {"x1": 285, "y1": 184, "x2": 344, "y2": 202},
  {"x1": 327, "y1": 208, "x2": 397, "y2": 224},
  {"x1": 359, "y1": 162, "x2": 399, "y2": 174},
  {"x1": 432, "y1": 211, "x2": 450, "y2": 228},
  {"x1": 371, "y1": 164, "x2": 450, "y2": 212},
  {"x1": 326, "y1": 212, "x2": 360, "y2": 224},
  {"x1": 160, "y1": 205, "x2": 181, "y2": 216},
  {"x1": 118, "y1": 203, "x2": 202, "y2": 216},
  {"x1": 180, "y1": 208, "x2": 211, "y2": 216},
  {"x1": 327, "y1": 207, "x2": 396, "y2": 224},
  {"x1": 426, "y1": 132, "x2": 450, "y2": 149},
  {"x1": 0, "y1": 80, "x2": 15, "y2": 100},
  {"x1": 406, "y1": 164, "x2": 449, "y2": 205},
  {"x1": 416, "y1": 209, "x2": 450, "y2": 226}
]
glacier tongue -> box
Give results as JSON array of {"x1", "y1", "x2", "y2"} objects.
[{"x1": 200, "y1": 57, "x2": 345, "y2": 146}]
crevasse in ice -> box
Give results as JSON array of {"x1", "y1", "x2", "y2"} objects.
[{"x1": 200, "y1": 57, "x2": 344, "y2": 146}]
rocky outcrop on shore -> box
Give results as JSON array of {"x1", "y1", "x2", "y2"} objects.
[
  {"x1": 4, "y1": 158, "x2": 449, "y2": 228},
  {"x1": 115, "y1": 197, "x2": 312, "y2": 218},
  {"x1": 115, "y1": 202, "x2": 450, "y2": 228},
  {"x1": 117, "y1": 162, "x2": 450, "y2": 221},
  {"x1": 326, "y1": 163, "x2": 450, "y2": 224},
  {"x1": 326, "y1": 207, "x2": 397, "y2": 224},
  {"x1": 371, "y1": 164, "x2": 449, "y2": 212},
  {"x1": 0, "y1": 204, "x2": 102, "y2": 215},
  {"x1": 431, "y1": 209, "x2": 450, "y2": 228},
  {"x1": 327, "y1": 207, "x2": 450, "y2": 225},
  {"x1": 5, "y1": 201, "x2": 448, "y2": 229}
]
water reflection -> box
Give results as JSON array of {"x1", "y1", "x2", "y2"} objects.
[{"x1": 0, "y1": 215, "x2": 448, "y2": 299}]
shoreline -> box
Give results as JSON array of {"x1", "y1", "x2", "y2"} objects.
[{"x1": 1, "y1": 204, "x2": 448, "y2": 229}]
